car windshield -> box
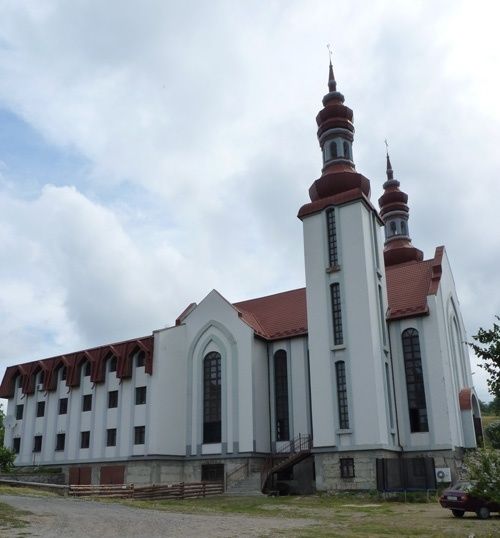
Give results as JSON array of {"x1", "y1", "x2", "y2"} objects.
[{"x1": 449, "y1": 481, "x2": 474, "y2": 492}]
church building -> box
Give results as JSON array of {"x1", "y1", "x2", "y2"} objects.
[{"x1": 0, "y1": 63, "x2": 482, "y2": 492}]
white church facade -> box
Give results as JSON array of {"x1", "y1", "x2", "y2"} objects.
[{"x1": 0, "y1": 64, "x2": 482, "y2": 492}]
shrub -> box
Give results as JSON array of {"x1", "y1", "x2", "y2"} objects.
[
  {"x1": 484, "y1": 421, "x2": 500, "y2": 449},
  {"x1": 0, "y1": 446, "x2": 16, "y2": 472},
  {"x1": 463, "y1": 448, "x2": 500, "y2": 503}
]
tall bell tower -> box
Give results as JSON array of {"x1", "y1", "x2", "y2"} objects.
[{"x1": 298, "y1": 62, "x2": 397, "y2": 474}]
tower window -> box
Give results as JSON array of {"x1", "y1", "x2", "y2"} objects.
[
  {"x1": 343, "y1": 140, "x2": 351, "y2": 159},
  {"x1": 402, "y1": 328, "x2": 428, "y2": 433},
  {"x1": 274, "y1": 350, "x2": 290, "y2": 441},
  {"x1": 335, "y1": 361, "x2": 349, "y2": 429},
  {"x1": 329, "y1": 140, "x2": 338, "y2": 159},
  {"x1": 203, "y1": 352, "x2": 222, "y2": 444},
  {"x1": 326, "y1": 208, "x2": 339, "y2": 267},
  {"x1": 390, "y1": 220, "x2": 398, "y2": 235},
  {"x1": 401, "y1": 220, "x2": 408, "y2": 235},
  {"x1": 330, "y1": 283, "x2": 344, "y2": 345}
]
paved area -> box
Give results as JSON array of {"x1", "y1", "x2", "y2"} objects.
[{"x1": 0, "y1": 494, "x2": 316, "y2": 537}]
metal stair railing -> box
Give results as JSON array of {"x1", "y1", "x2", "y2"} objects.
[{"x1": 260, "y1": 433, "x2": 312, "y2": 492}]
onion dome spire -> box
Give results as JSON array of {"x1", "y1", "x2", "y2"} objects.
[
  {"x1": 378, "y1": 149, "x2": 423, "y2": 266},
  {"x1": 304, "y1": 58, "x2": 371, "y2": 205}
]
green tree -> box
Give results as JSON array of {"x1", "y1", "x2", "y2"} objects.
[
  {"x1": 463, "y1": 448, "x2": 500, "y2": 503},
  {"x1": 470, "y1": 317, "x2": 500, "y2": 398},
  {"x1": 0, "y1": 404, "x2": 5, "y2": 446}
]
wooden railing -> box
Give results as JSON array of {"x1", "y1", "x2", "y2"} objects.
[
  {"x1": 260, "y1": 434, "x2": 312, "y2": 493},
  {"x1": 69, "y1": 481, "x2": 224, "y2": 500}
]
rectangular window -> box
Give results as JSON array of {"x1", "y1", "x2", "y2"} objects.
[
  {"x1": 335, "y1": 361, "x2": 349, "y2": 429},
  {"x1": 326, "y1": 208, "x2": 339, "y2": 267},
  {"x1": 36, "y1": 401, "x2": 45, "y2": 418},
  {"x1": 15, "y1": 404, "x2": 23, "y2": 420},
  {"x1": 12, "y1": 437, "x2": 20, "y2": 454},
  {"x1": 106, "y1": 428, "x2": 117, "y2": 447},
  {"x1": 61, "y1": 366, "x2": 67, "y2": 381},
  {"x1": 109, "y1": 357, "x2": 117, "y2": 372},
  {"x1": 80, "y1": 431, "x2": 90, "y2": 449},
  {"x1": 134, "y1": 426, "x2": 145, "y2": 445},
  {"x1": 108, "y1": 390, "x2": 118, "y2": 409},
  {"x1": 274, "y1": 350, "x2": 289, "y2": 441},
  {"x1": 33, "y1": 435, "x2": 42, "y2": 452},
  {"x1": 82, "y1": 394, "x2": 92, "y2": 412},
  {"x1": 59, "y1": 398, "x2": 68, "y2": 415},
  {"x1": 84, "y1": 362, "x2": 91, "y2": 377},
  {"x1": 340, "y1": 457, "x2": 355, "y2": 478},
  {"x1": 330, "y1": 283, "x2": 344, "y2": 345},
  {"x1": 55, "y1": 433, "x2": 65, "y2": 451},
  {"x1": 135, "y1": 386, "x2": 147, "y2": 405}
]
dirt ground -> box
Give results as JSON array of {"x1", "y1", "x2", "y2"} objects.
[
  {"x1": 1, "y1": 492, "x2": 499, "y2": 538},
  {"x1": 0, "y1": 494, "x2": 317, "y2": 537}
]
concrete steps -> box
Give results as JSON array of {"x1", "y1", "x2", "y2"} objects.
[{"x1": 225, "y1": 473, "x2": 264, "y2": 496}]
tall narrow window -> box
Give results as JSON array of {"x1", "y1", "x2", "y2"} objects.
[
  {"x1": 330, "y1": 140, "x2": 338, "y2": 159},
  {"x1": 402, "y1": 328, "x2": 428, "y2": 432},
  {"x1": 80, "y1": 431, "x2": 90, "y2": 449},
  {"x1": 12, "y1": 437, "x2": 20, "y2": 454},
  {"x1": 326, "y1": 208, "x2": 339, "y2": 267},
  {"x1": 136, "y1": 350, "x2": 145, "y2": 367},
  {"x1": 335, "y1": 361, "x2": 349, "y2": 429},
  {"x1": 343, "y1": 140, "x2": 350, "y2": 159},
  {"x1": 330, "y1": 283, "x2": 344, "y2": 345},
  {"x1": 378, "y1": 285, "x2": 387, "y2": 346},
  {"x1": 55, "y1": 433, "x2": 65, "y2": 451},
  {"x1": 33, "y1": 435, "x2": 42, "y2": 452},
  {"x1": 84, "y1": 361, "x2": 91, "y2": 377},
  {"x1": 203, "y1": 352, "x2": 222, "y2": 444},
  {"x1": 274, "y1": 350, "x2": 289, "y2": 441}
]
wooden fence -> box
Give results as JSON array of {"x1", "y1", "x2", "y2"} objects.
[{"x1": 69, "y1": 481, "x2": 224, "y2": 500}]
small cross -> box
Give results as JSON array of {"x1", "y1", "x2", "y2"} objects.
[{"x1": 327, "y1": 44, "x2": 333, "y2": 64}]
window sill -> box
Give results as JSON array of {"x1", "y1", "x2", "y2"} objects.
[
  {"x1": 332, "y1": 345, "x2": 346, "y2": 351},
  {"x1": 336, "y1": 429, "x2": 352, "y2": 435},
  {"x1": 326, "y1": 265, "x2": 341, "y2": 273}
]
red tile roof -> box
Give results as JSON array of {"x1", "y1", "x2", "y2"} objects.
[
  {"x1": 385, "y1": 246, "x2": 444, "y2": 320},
  {"x1": 234, "y1": 288, "x2": 308, "y2": 340}
]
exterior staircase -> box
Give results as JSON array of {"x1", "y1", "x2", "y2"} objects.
[{"x1": 261, "y1": 434, "x2": 312, "y2": 494}]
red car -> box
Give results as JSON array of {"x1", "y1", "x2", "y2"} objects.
[{"x1": 439, "y1": 481, "x2": 500, "y2": 519}]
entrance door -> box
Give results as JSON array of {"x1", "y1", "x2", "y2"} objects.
[{"x1": 68, "y1": 466, "x2": 91, "y2": 485}]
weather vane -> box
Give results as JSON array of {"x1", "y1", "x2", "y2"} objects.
[
  {"x1": 327, "y1": 43, "x2": 333, "y2": 64},
  {"x1": 384, "y1": 139, "x2": 389, "y2": 155}
]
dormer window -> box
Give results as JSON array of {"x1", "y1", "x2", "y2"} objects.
[{"x1": 109, "y1": 356, "x2": 117, "y2": 372}]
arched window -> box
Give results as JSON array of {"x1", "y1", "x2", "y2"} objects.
[
  {"x1": 400, "y1": 220, "x2": 407, "y2": 236},
  {"x1": 330, "y1": 140, "x2": 338, "y2": 159},
  {"x1": 136, "y1": 350, "x2": 145, "y2": 368},
  {"x1": 343, "y1": 140, "x2": 351, "y2": 159},
  {"x1": 402, "y1": 328, "x2": 428, "y2": 432},
  {"x1": 390, "y1": 221, "x2": 398, "y2": 235},
  {"x1": 274, "y1": 350, "x2": 289, "y2": 441},
  {"x1": 108, "y1": 356, "x2": 117, "y2": 372},
  {"x1": 203, "y1": 352, "x2": 222, "y2": 444}
]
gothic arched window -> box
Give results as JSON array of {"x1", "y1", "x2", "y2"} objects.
[
  {"x1": 274, "y1": 350, "x2": 289, "y2": 441},
  {"x1": 203, "y1": 352, "x2": 222, "y2": 443},
  {"x1": 402, "y1": 328, "x2": 428, "y2": 433}
]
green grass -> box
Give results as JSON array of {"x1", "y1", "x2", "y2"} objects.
[
  {"x1": 0, "y1": 485, "x2": 59, "y2": 497},
  {"x1": 0, "y1": 500, "x2": 31, "y2": 532}
]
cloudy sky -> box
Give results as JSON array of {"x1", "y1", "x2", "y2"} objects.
[{"x1": 0, "y1": 0, "x2": 499, "y2": 403}]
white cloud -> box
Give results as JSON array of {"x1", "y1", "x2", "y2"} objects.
[{"x1": 0, "y1": 0, "x2": 499, "y2": 402}]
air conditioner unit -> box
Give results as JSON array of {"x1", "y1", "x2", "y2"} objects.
[{"x1": 435, "y1": 467, "x2": 452, "y2": 483}]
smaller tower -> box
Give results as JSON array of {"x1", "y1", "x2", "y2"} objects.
[{"x1": 378, "y1": 153, "x2": 423, "y2": 266}]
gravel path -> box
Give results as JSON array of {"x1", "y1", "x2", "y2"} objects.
[{"x1": 0, "y1": 494, "x2": 316, "y2": 537}]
